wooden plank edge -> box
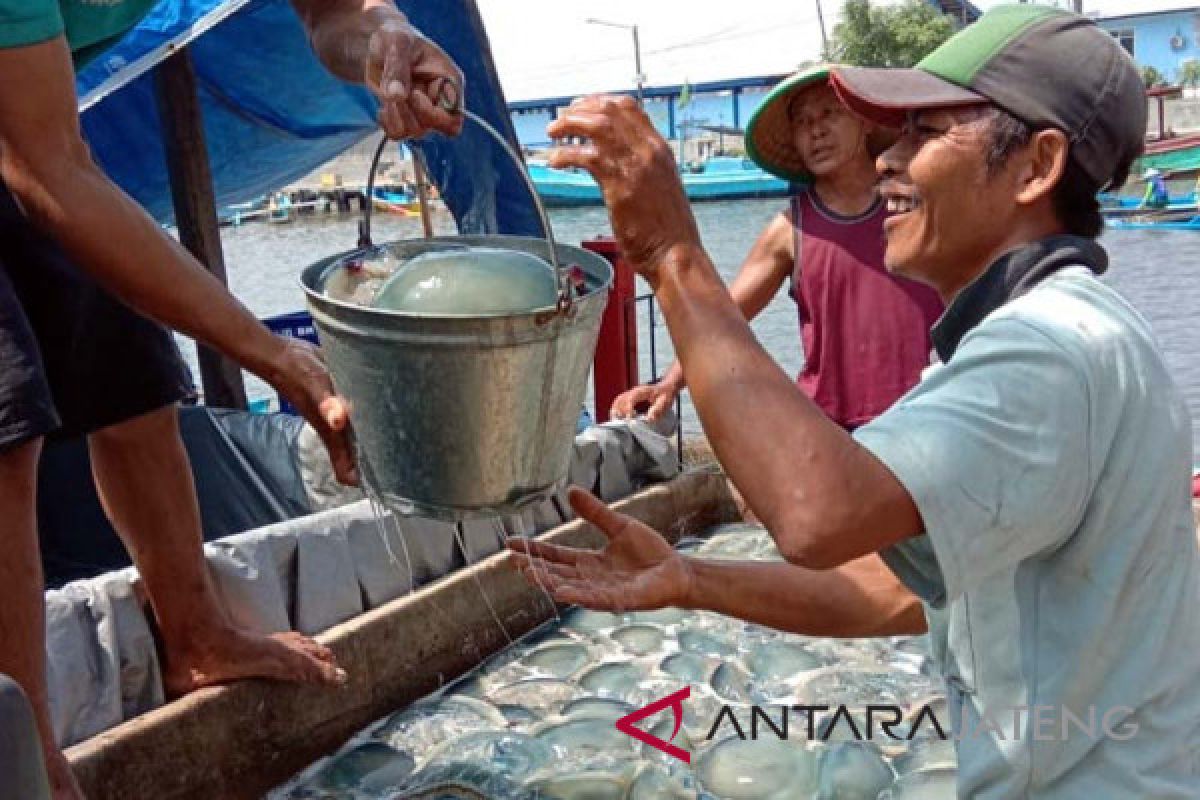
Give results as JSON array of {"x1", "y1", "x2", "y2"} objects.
[{"x1": 68, "y1": 468, "x2": 737, "y2": 799}]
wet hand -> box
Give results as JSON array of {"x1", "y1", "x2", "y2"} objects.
[
  {"x1": 547, "y1": 95, "x2": 703, "y2": 286},
  {"x1": 611, "y1": 380, "x2": 678, "y2": 422},
  {"x1": 366, "y1": 19, "x2": 465, "y2": 139},
  {"x1": 263, "y1": 337, "x2": 359, "y2": 486},
  {"x1": 507, "y1": 487, "x2": 693, "y2": 611}
]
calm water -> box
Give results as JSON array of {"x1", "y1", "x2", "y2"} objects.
[{"x1": 205, "y1": 199, "x2": 1200, "y2": 461}]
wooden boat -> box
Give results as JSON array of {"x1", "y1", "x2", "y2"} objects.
[{"x1": 63, "y1": 466, "x2": 729, "y2": 799}]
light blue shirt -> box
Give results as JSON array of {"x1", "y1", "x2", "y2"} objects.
[{"x1": 856, "y1": 267, "x2": 1200, "y2": 797}]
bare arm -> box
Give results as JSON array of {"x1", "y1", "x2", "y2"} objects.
[
  {"x1": 655, "y1": 211, "x2": 795, "y2": 392},
  {"x1": 0, "y1": 38, "x2": 356, "y2": 482},
  {"x1": 684, "y1": 553, "x2": 926, "y2": 637},
  {"x1": 549, "y1": 97, "x2": 924, "y2": 569},
  {"x1": 510, "y1": 487, "x2": 925, "y2": 638},
  {"x1": 0, "y1": 39, "x2": 282, "y2": 379},
  {"x1": 727, "y1": 210, "x2": 796, "y2": 320}
]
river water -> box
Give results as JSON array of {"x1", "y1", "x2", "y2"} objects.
[{"x1": 207, "y1": 198, "x2": 1200, "y2": 461}]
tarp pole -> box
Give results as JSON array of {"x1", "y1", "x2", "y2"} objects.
[{"x1": 154, "y1": 48, "x2": 248, "y2": 410}]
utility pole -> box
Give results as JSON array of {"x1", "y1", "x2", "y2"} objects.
[
  {"x1": 815, "y1": 0, "x2": 829, "y2": 59},
  {"x1": 632, "y1": 25, "x2": 644, "y2": 108},
  {"x1": 587, "y1": 18, "x2": 645, "y2": 108}
]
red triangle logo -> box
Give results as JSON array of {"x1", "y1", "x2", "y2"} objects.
[{"x1": 615, "y1": 686, "x2": 691, "y2": 763}]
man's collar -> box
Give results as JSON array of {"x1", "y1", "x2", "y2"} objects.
[{"x1": 931, "y1": 235, "x2": 1108, "y2": 362}]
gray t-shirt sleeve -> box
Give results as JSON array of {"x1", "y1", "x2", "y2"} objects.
[{"x1": 853, "y1": 317, "x2": 1092, "y2": 607}]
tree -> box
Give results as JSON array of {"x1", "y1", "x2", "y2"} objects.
[
  {"x1": 1177, "y1": 60, "x2": 1200, "y2": 89},
  {"x1": 1140, "y1": 65, "x2": 1166, "y2": 88},
  {"x1": 828, "y1": 0, "x2": 956, "y2": 68}
]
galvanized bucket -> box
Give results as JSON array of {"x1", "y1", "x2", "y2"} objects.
[{"x1": 301, "y1": 113, "x2": 612, "y2": 520}]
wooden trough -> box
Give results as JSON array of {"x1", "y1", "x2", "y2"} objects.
[{"x1": 67, "y1": 469, "x2": 739, "y2": 799}]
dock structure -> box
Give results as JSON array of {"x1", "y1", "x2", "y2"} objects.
[{"x1": 213, "y1": 183, "x2": 442, "y2": 227}]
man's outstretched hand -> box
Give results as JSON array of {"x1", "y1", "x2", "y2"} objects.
[{"x1": 508, "y1": 487, "x2": 693, "y2": 612}]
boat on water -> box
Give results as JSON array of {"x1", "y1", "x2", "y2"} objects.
[
  {"x1": 370, "y1": 187, "x2": 420, "y2": 216},
  {"x1": 1108, "y1": 214, "x2": 1200, "y2": 231},
  {"x1": 217, "y1": 196, "x2": 266, "y2": 227},
  {"x1": 266, "y1": 192, "x2": 295, "y2": 224},
  {"x1": 1100, "y1": 191, "x2": 1200, "y2": 231},
  {"x1": 1098, "y1": 161, "x2": 1200, "y2": 231},
  {"x1": 529, "y1": 155, "x2": 791, "y2": 207}
]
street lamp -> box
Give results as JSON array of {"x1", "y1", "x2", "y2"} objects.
[
  {"x1": 814, "y1": 0, "x2": 829, "y2": 58},
  {"x1": 586, "y1": 17, "x2": 644, "y2": 108}
]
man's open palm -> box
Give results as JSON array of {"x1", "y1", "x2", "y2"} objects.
[{"x1": 508, "y1": 487, "x2": 692, "y2": 612}]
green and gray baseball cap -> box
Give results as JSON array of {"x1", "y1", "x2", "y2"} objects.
[{"x1": 830, "y1": 4, "x2": 1146, "y2": 191}]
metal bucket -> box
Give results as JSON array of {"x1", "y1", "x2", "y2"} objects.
[
  {"x1": 301, "y1": 111, "x2": 612, "y2": 520},
  {"x1": 302, "y1": 237, "x2": 610, "y2": 520}
]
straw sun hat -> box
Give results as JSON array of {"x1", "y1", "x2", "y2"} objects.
[{"x1": 745, "y1": 64, "x2": 896, "y2": 183}]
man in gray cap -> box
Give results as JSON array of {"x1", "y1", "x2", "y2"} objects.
[{"x1": 512, "y1": 5, "x2": 1200, "y2": 795}]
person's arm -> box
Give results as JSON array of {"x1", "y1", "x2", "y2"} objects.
[
  {"x1": 613, "y1": 212, "x2": 794, "y2": 419},
  {"x1": 0, "y1": 38, "x2": 356, "y2": 482},
  {"x1": 684, "y1": 553, "x2": 926, "y2": 637},
  {"x1": 510, "y1": 487, "x2": 925, "y2": 637},
  {"x1": 290, "y1": 0, "x2": 464, "y2": 139},
  {"x1": 548, "y1": 97, "x2": 923, "y2": 569},
  {"x1": 727, "y1": 210, "x2": 797, "y2": 319}
]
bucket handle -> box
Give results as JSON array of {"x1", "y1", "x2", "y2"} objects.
[{"x1": 357, "y1": 102, "x2": 572, "y2": 312}]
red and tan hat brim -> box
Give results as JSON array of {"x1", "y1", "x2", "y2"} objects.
[{"x1": 829, "y1": 66, "x2": 988, "y2": 129}]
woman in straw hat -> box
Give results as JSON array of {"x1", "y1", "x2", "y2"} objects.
[{"x1": 612, "y1": 66, "x2": 941, "y2": 434}]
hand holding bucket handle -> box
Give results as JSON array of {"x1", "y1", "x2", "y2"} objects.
[
  {"x1": 358, "y1": 102, "x2": 576, "y2": 314},
  {"x1": 431, "y1": 76, "x2": 464, "y2": 115},
  {"x1": 366, "y1": 19, "x2": 464, "y2": 139}
]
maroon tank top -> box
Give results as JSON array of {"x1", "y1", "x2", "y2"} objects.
[{"x1": 789, "y1": 190, "x2": 943, "y2": 429}]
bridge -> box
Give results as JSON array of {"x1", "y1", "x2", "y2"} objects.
[{"x1": 507, "y1": 0, "x2": 983, "y2": 148}]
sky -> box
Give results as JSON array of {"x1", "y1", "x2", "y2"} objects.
[{"x1": 474, "y1": 0, "x2": 1196, "y2": 100}]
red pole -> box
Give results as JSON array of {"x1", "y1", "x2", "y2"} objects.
[{"x1": 584, "y1": 237, "x2": 638, "y2": 423}]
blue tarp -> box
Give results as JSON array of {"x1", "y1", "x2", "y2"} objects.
[{"x1": 76, "y1": 0, "x2": 541, "y2": 236}]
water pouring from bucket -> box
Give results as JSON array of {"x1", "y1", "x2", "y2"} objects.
[{"x1": 300, "y1": 110, "x2": 613, "y2": 521}]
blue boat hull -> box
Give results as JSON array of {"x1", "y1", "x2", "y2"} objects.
[
  {"x1": 530, "y1": 160, "x2": 790, "y2": 207},
  {"x1": 1108, "y1": 216, "x2": 1200, "y2": 231}
]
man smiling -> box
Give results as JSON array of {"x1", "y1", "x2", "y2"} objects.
[
  {"x1": 610, "y1": 67, "x2": 942, "y2": 433},
  {"x1": 512, "y1": 5, "x2": 1200, "y2": 795}
]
